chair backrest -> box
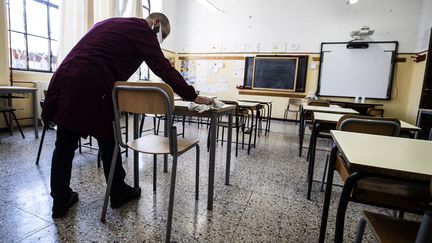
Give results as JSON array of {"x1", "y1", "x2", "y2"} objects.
[
  {"x1": 307, "y1": 99, "x2": 330, "y2": 107},
  {"x1": 288, "y1": 98, "x2": 302, "y2": 106},
  {"x1": 337, "y1": 114, "x2": 401, "y2": 137},
  {"x1": 114, "y1": 81, "x2": 174, "y2": 114},
  {"x1": 367, "y1": 108, "x2": 384, "y2": 117},
  {"x1": 112, "y1": 81, "x2": 174, "y2": 147}
]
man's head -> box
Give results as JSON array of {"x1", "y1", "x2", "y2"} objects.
[{"x1": 145, "y1": 12, "x2": 171, "y2": 43}]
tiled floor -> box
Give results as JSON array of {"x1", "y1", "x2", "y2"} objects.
[{"x1": 0, "y1": 120, "x2": 398, "y2": 242}]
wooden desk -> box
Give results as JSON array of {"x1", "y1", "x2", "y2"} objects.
[
  {"x1": 173, "y1": 101, "x2": 236, "y2": 210},
  {"x1": 237, "y1": 101, "x2": 260, "y2": 154},
  {"x1": 298, "y1": 105, "x2": 358, "y2": 156},
  {"x1": 318, "y1": 131, "x2": 432, "y2": 243},
  {"x1": 238, "y1": 99, "x2": 273, "y2": 136},
  {"x1": 306, "y1": 112, "x2": 422, "y2": 199},
  {"x1": 0, "y1": 86, "x2": 38, "y2": 138}
]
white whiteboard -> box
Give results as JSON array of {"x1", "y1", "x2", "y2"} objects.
[{"x1": 317, "y1": 42, "x2": 397, "y2": 99}]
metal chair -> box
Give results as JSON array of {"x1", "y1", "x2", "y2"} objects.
[
  {"x1": 216, "y1": 100, "x2": 245, "y2": 157},
  {"x1": 326, "y1": 115, "x2": 431, "y2": 242},
  {"x1": 367, "y1": 108, "x2": 384, "y2": 117},
  {"x1": 0, "y1": 106, "x2": 25, "y2": 139},
  {"x1": 284, "y1": 98, "x2": 302, "y2": 122},
  {"x1": 100, "y1": 81, "x2": 200, "y2": 243},
  {"x1": 354, "y1": 181, "x2": 432, "y2": 243}
]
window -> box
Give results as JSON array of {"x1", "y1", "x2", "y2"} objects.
[
  {"x1": 138, "y1": 0, "x2": 151, "y2": 80},
  {"x1": 6, "y1": 0, "x2": 59, "y2": 72},
  {"x1": 139, "y1": 0, "x2": 162, "y2": 80}
]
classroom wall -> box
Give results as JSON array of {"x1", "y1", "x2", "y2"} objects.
[
  {"x1": 416, "y1": 0, "x2": 432, "y2": 52},
  {"x1": 173, "y1": 0, "x2": 424, "y2": 53},
  {"x1": 175, "y1": 53, "x2": 426, "y2": 123}
]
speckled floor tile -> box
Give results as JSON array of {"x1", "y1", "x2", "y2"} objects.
[{"x1": 0, "y1": 121, "x2": 384, "y2": 242}]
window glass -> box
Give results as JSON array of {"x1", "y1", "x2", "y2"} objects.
[
  {"x1": 10, "y1": 32, "x2": 28, "y2": 69},
  {"x1": 27, "y1": 0, "x2": 49, "y2": 37},
  {"x1": 28, "y1": 36, "x2": 50, "y2": 71},
  {"x1": 6, "y1": 0, "x2": 59, "y2": 72},
  {"x1": 49, "y1": 7, "x2": 59, "y2": 40},
  {"x1": 9, "y1": 0, "x2": 25, "y2": 32}
]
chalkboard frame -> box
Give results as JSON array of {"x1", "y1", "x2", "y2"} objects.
[
  {"x1": 317, "y1": 41, "x2": 398, "y2": 100},
  {"x1": 243, "y1": 55, "x2": 308, "y2": 92}
]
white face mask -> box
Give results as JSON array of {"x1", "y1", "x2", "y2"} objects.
[{"x1": 152, "y1": 23, "x2": 164, "y2": 44}]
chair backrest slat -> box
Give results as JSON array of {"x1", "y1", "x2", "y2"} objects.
[
  {"x1": 337, "y1": 114, "x2": 400, "y2": 137},
  {"x1": 307, "y1": 100, "x2": 330, "y2": 107},
  {"x1": 114, "y1": 81, "x2": 174, "y2": 115}
]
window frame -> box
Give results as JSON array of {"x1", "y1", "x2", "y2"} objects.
[
  {"x1": 6, "y1": 0, "x2": 59, "y2": 73},
  {"x1": 138, "y1": 0, "x2": 151, "y2": 80}
]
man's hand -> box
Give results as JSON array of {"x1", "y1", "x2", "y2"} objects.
[{"x1": 194, "y1": 96, "x2": 214, "y2": 105}]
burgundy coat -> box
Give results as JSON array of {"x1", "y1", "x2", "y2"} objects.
[{"x1": 42, "y1": 18, "x2": 197, "y2": 140}]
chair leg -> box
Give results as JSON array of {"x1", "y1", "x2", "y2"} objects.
[
  {"x1": 97, "y1": 150, "x2": 101, "y2": 168},
  {"x1": 320, "y1": 154, "x2": 330, "y2": 192},
  {"x1": 153, "y1": 117, "x2": 157, "y2": 135},
  {"x1": 195, "y1": 145, "x2": 200, "y2": 200},
  {"x1": 207, "y1": 126, "x2": 211, "y2": 152},
  {"x1": 182, "y1": 116, "x2": 185, "y2": 138},
  {"x1": 242, "y1": 125, "x2": 245, "y2": 149},
  {"x1": 12, "y1": 111, "x2": 26, "y2": 138},
  {"x1": 221, "y1": 127, "x2": 225, "y2": 146},
  {"x1": 139, "y1": 115, "x2": 145, "y2": 137},
  {"x1": 2, "y1": 112, "x2": 12, "y2": 134},
  {"x1": 235, "y1": 126, "x2": 239, "y2": 157},
  {"x1": 78, "y1": 138, "x2": 82, "y2": 153},
  {"x1": 101, "y1": 145, "x2": 119, "y2": 222},
  {"x1": 166, "y1": 155, "x2": 178, "y2": 243},
  {"x1": 36, "y1": 123, "x2": 48, "y2": 165},
  {"x1": 157, "y1": 117, "x2": 161, "y2": 135},
  {"x1": 354, "y1": 217, "x2": 367, "y2": 243},
  {"x1": 153, "y1": 154, "x2": 157, "y2": 193}
]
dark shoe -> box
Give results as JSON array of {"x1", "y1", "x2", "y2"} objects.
[
  {"x1": 52, "y1": 191, "x2": 79, "y2": 218},
  {"x1": 110, "y1": 185, "x2": 141, "y2": 208}
]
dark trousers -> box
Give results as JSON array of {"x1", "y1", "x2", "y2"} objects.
[{"x1": 50, "y1": 126, "x2": 126, "y2": 204}]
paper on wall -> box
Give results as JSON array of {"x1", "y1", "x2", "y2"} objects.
[{"x1": 217, "y1": 83, "x2": 228, "y2": 91}]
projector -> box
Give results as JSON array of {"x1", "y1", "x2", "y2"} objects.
[{"x1": 350, "y1": 26, "x2": 375, "y2": 40}]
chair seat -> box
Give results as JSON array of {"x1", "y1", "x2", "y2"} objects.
[
  {"x1": 363, "y1": 211, "x2": 420, "y2": 243},
  {"x1": 336, "y1": 156, "x2": 431, "y2": 212},
  {"x1": 127, "y1": 135, "x2": 198, "y2": 154}
]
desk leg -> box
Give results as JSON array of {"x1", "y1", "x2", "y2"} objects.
[
  {"x1": 33, "y1": 91, "x2": 39, "y2": 138},
  {"x1": 253, "y1": 108, "x2": 259, "y2": 147},
  {"x1": 334, "y1": 172, "x2": 365, "y2": 243},
  {"x1": 307, "y1": 122, "x2": 318, "y2": 200},
  {"x1": 267, "y1": 103, "x2": 272, "y2": 135},
  {"x1": 299, "y1": 109, "x2": 305, "y2": 156},
  {"x1": 318, "y1": 144, "x2": 337, "y2": 243},
  {"x1": 208, "y1": 113, "x2": 217, "y2": 210},
  {"x1": 225, "y1": 113, "x2": 232, "y2": 185},
  {"x1": 133, "y1": 114, "x2": 139, "y2": 187}
]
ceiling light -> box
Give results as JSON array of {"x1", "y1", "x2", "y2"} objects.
[
  {"x1": 196, "y1": 0, "x2": 224, "y2": 12},
  {"x1": 348, "y1": 0, "x2": 359, "y2": 4}
]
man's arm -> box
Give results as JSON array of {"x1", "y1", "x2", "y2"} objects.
[{"x1": 133, "y1": 27, "x2": 214, "y2": 104}]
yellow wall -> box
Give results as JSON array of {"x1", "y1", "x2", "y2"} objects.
[{"x1": 176, "y1": 53, "x2": 427, "y2": 123}]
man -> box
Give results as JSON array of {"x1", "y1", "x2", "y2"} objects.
[{"x1": 42, "y1": 12, "x2": 213, "y2": 218}]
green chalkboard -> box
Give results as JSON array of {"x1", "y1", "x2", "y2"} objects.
[{"x1": 243, "y1": 55, "x2": 308, "y2": 92}]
